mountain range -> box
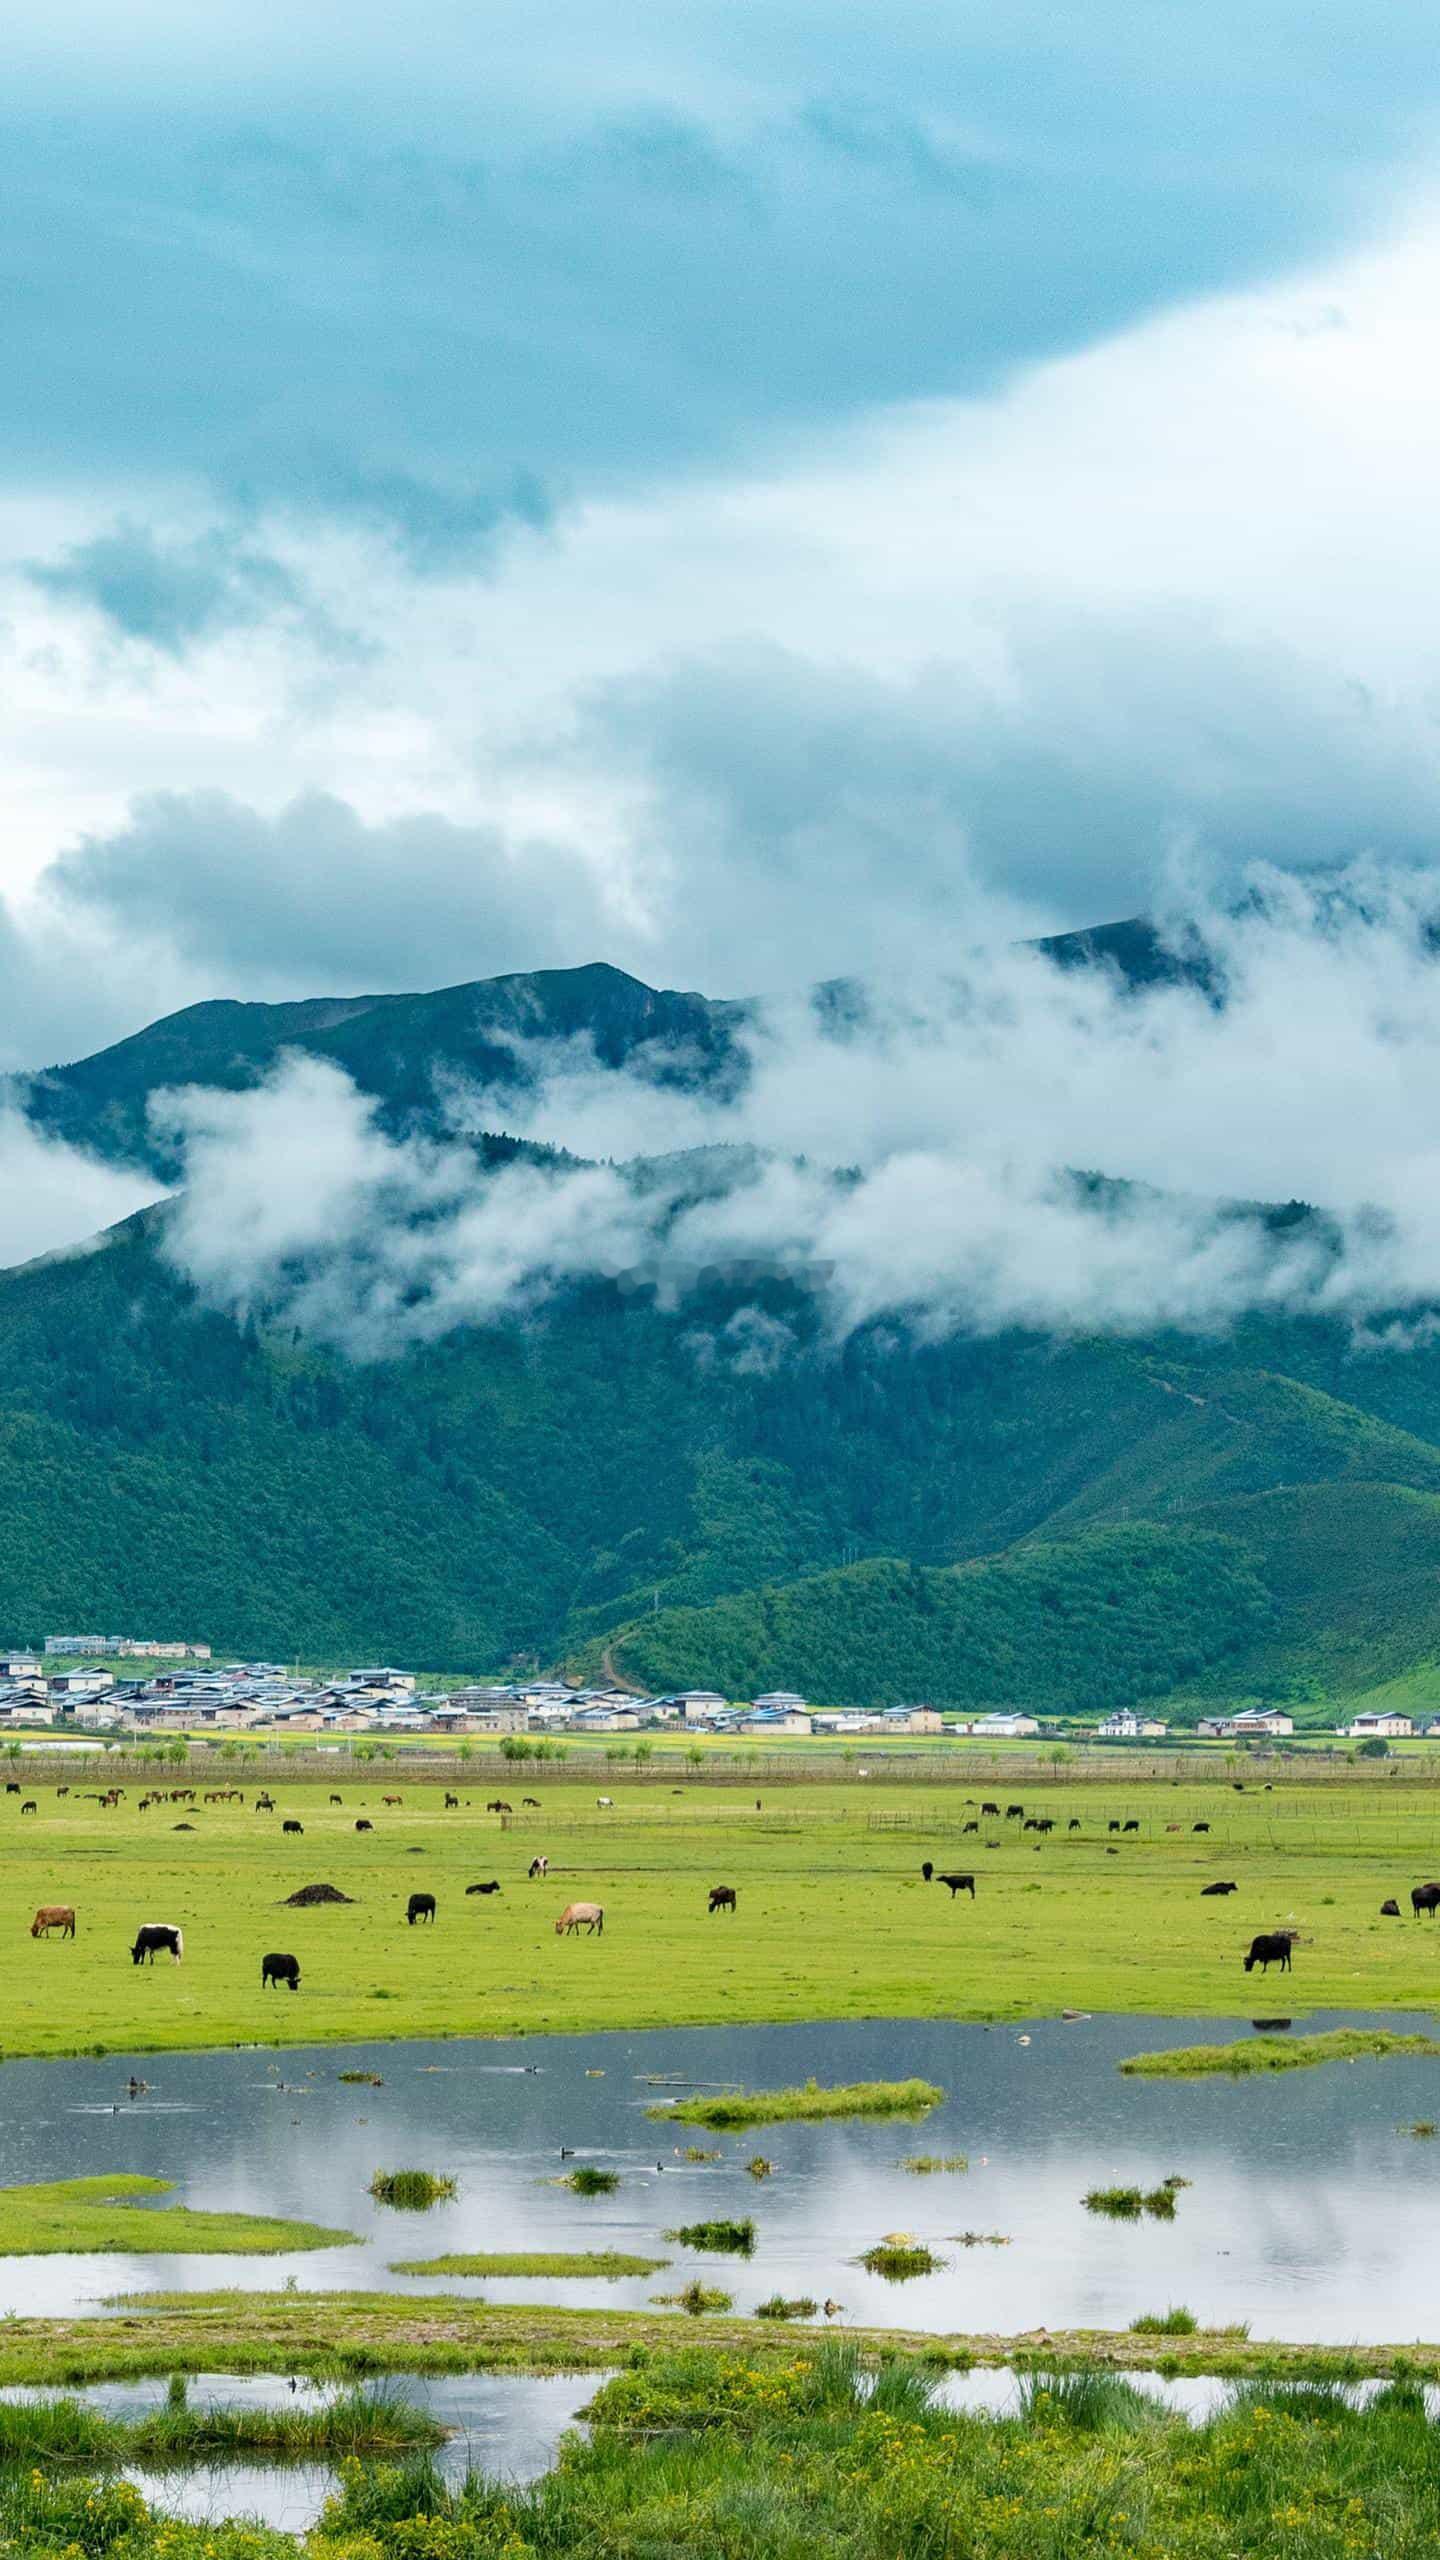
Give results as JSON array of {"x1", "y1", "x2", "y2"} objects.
[{"x1": 5, "y1": 930, "x2": 1440, "y2": 1726}]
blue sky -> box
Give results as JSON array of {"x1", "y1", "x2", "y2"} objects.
[{"x1": 4, "y1": 0, "x2": 1440, "y2": 1063}]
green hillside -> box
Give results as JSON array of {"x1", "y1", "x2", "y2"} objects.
[{"x1": 5, "y1": 952, "x2": 1440, "y2": 1706}]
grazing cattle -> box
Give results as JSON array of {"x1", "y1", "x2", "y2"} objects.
[
  {"x1": 407, "y1": 1892, "x2": 437, "y2": 1925},
  {"x1": 1107, "y1": 1820, "x2": 1120, "y2": 1833},
  {"x1": 961, "y1": 1819, "x2": 979, "y2": 1834},
  {"x1": 1005, "y1": 1804, "x2": 1024, "y2": 1820},
  {"x1": 444, "y1": 1793, "x2": 459, "y2": 1809},
  {"x1": 1165, "y1": 1823, "x2": 1181, "y2": 1833},
  {"x1": 3, "y1": 1782, "x2": 16, "y2": 1795},
  {"x1": 556, "y1": 1901, "x2": 604, "y2": 1935},
  {"x1": 1122, "y1": 1819, "x2": 1140, "y2": 1834},
  {"x1": 595, "y1": 1796, "x2": 614, "y2": 1810},
  {"x1": 1022, "y1": 1817, "x2": 1038, "y2": 1832},
  {"x1": 522, "y1": 1797, "x2": 540, "y2": 1808},
  {"x1": 928, "y1": 1870, "x2": 976, "y2": 1898},
  {"x1": 1201, "y1": 1881, "x2": 1238, "y2": 1896},
  {"x1": 329, "y1": 1794, "x2": 343, "y2": 1806},
  {"x1": 1243, "y1": 1932, "x2": 1293, "y2": 1974},
  {"x1": 528, "y1": 1856, "x2": 549, "y2": 1879},
  {"x1": 1068, "y1": 1819, "x2": 1081, "y2": 1832},
  {"x1": 131, "y1": 1924, "x2": 183, "y2": 1965},
  {"x1": 708, "y1": 1886, "x2": 737, "y2": 1914},
  {"x1": 981, "y1": 1801, "x2": 999, "y2": 1816},
  {"x1": 282, "y1": 1819, "x2": 303, "y2": 1836},
  {"x1": 466, "y1": 1880, "x2": 501, "y2": 1896},
  {"x1": 1192, "y1": 1822, "x2": 1211, "y2": 1835},
  {"x1": 1381, "y1": 1898, "x2": 1402, "y2": 1916},
  {"x1": 29, "y1": 1905, "x2": 74, "y2": 1938},
  {"x1": 20, "y1": 1801, "x2": 36, "y2": 1815},
  {"x1": 382, "y1": 1794, "x2": 403, "y2": 1807},
  {"x1": 261, "y1": 1951, "x2": 300, "y2": 1991},
  {"x1": 1412, "y1": 1883, "x2": 1440, "y2": 1918},
  {"x1": 55, "y1": 1787, "x2": 68, "y2": 1798},
  {"x1": 1036, "y1": 1818, "x2": 1056, "y2": 1834},
  {"x1": 355, "y1": 1818, "x2": 373, "y2": 1833}
]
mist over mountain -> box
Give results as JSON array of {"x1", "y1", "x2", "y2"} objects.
[{"x1": 0, "y1": 897, "x2": 1438, "y2": 1720}]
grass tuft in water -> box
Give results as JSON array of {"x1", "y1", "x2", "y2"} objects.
[
  {"x1": 390, "y1": 2250, "x2": 664, "y2": 2279},
  {"x1": 1129, "y1": 2306, "x2": 1199, "y2": 2335},
  {"x1": 564, "y1": 2166, "x2": 620, "y2": 2197},
  {"x1": 368, "y1": 2170, "x2": 458, "y2": 2210},
  {"x1": 1121, "y1": 2028, "x2": 1440, "y2": 2079},
  {"x1": 857, "y1": 2238, "x2": 944, "y2": 2280},
  {"x1": 755, "y1": 2293, "x2": 818, "y2": 2320},
  {"x1": 901, "y1": 2153, "x2": 968, "y2": 2174},
  {"x1": 650, "y1": 2078, "x2": 942, "y2": 2129},
  {"x1": 665, "y1": 2217, "x2": 755, "y2": 2255},
  {"x1": 744, "y1": 2155, "x2": 775, "y2": 2180},
  {"x1": 650, "y1": 2281, "x2": 733, "y2": 2314}
]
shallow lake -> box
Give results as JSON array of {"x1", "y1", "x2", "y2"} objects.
[{"x1": 3, "y1": 2011, "x2": 1440, "y2": 2344}]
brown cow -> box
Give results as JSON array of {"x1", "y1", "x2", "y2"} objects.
[
  {"x1": 29, "y1": 1905, "x2": 75, "y2": 1939},
  {"x1": 555, "y1": 1901, "x2": 604, "y2": 1935}
]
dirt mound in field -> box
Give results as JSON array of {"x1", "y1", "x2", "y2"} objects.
[{"x1": 282, "y1": 1881, "x2": 355, "y2": 1906}]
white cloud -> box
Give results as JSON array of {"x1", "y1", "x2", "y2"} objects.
[{"x1": 149, "y1": 868, "x2": 1440, "y2": 1354}]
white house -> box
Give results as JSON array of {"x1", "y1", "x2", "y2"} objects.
[
  {"x1": 969, "y1": 1712, "x2": 1041, "y2": 1739},
  {"x1": 1342, "y1": 1711, "x2": 1414, "y2": 1739},
  {"x1": 1097, "y1": 1708, "x2": 1170, "y2": 1740}
]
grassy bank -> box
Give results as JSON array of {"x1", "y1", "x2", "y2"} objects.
[
  {"x1": 9, "y1": 2343, "x2": 1440, "y2": 2558},
  {"x1": 1119, "y1": 2027, "x2": 1440, "y2": 2078},
  {"x1": 0, "y1": 2176, "x2": 354, "y2": 2255},
  {"x1": 0, "y1": 2383, "x2": 444, "y2": 2467},
  {"x1": 388, "y1": 2251, "x2": 666, "y2": 2278},
  {"x1": 651, "y1": 2078, "x2": 943, "y2": 2128},
  {"x1": 5, "y1": 2289, "x2": 1440, "y2": 2387},
  {"x1": 12, "y1": 1769, "x2": 1440, "y2": 2060}
]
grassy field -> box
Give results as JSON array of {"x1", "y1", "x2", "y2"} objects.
[{"x1": 6, "y1": 1769, "x2": 1440, "y2": 2060}]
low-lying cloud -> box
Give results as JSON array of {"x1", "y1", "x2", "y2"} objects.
[{"x1": 150, "y1": 868, "x2": 1440, "y2": 1356}]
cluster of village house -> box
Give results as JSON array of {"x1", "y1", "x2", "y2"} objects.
[{"x1": 0, "y1": 1644, "x2": 1426, "y2": 1745}]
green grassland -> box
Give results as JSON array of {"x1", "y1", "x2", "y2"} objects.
[
  {"x1": 5, "y1": 1769, "x2": 1440, "y2": 2059},
  {"x1": 0, "y1": 2174, "x2": 354, "y2": 2254}
]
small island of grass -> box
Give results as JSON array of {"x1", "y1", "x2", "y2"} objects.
[
  {"x1": 648, "y1": 2077, "x2": 942, "y2": 2130},
  {"x1": 1120, "y1": 2029, "x2": 1440, "y2": 2080},
  {"x1": 389, "y1": 2250, "x2": 666, "y2": 2279},
  {"x1": 0, "y1": 2176, "x2": 354, "y2": 2257}
]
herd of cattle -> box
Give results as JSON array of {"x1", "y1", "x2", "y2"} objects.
[{"x1": 16, "y1": 1781, "x2": 1440, "y2": 1992}]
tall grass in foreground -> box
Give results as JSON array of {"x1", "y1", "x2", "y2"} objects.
[
  {"x1": 13, "y1": 2346, "x2": 1440, "y2": 2557},
  {"x1": 649, "y1": 2077, "x2": 943, "y2": 2128},
  {"x1": 0, "y1": 2385, "x2": 444, "y2": 2468}
]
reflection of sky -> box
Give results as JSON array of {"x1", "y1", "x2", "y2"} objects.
[{"x1": 5, "y1": 2014, "x2": 1440, "y2": 2340}]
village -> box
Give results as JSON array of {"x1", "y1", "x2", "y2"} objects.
[{"x1": 0, "y1": 1639, "x2": 1429, "y2": 1749}]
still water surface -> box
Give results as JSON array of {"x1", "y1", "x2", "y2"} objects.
[{"x1": 7, "y1": 2010, "x2": 1440, "y2": 2526}]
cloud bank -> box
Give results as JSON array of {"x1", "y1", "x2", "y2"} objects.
[{"x1": 152, "y1": 870, "x2": 1440, "y2": 1356}]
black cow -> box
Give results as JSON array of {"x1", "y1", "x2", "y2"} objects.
[
  {"x1": 1200, "y1": 1881, "x2": 1238, "y2": 1896},
  {"x1": 283, "y1": 1819, "x2": 303, "y2": 1836},
  {"x1": 934, "y1": 1872, "x2": 975, "y2": 1899},
  {"x1": 444, "y1": 1793, "x2": 459, "y2": 1809},
  {"x1": 1036, "y1": 1817, "x2": 1056, "y2": 1834},
  {"x1": 1381, "y1": 1898, "x2": 1402, "y2": 1916},
  {"x1": 1005, "y1": 1804, "x2": 1024, "y2": 1820},
  {"x1": 1122, "y1": 1819, "x2": 1140, "y2": 1834},
  {"x1": 465, "y1": 1880, "x2": 501, "y2": 1895},
  {"x1": 961, "y1": 1820, "x2": 979, "y2": 1834},
  {"x1": 980, "y1": 1801, "x2": 999, "y2": 1817},
  {"x1": 407, "y1": 1892, "x2": 437, "y2": 1925},
  {"x1": 355, "y1": 1818, "x2": 373, "y2": 1832},
  {"x1": 1068, "y1": 1818, "x2": 1081, "y2": 1832},
  {"x1": 329, "y1": 1794, "x2": 343, "y2": 1805},
  {"x1": 131, "y1": 1924, "x2": 183, "y2": 1964},
  {"x1": 261, "y1": 1951, "x2": 300, "y2": 1991},
  {"x1": 1192, "y1": 1822, "x2": 1211, "y2": 1835},
  {"x1": 1243, "y1": 1932, "x2": 1293, "y2": 1974},
  {"x1": 708, "y1": 1886, "x2": 737, "y2": 1914},
  {"x1": 3, "y1": 1782, "x2": 16, "y2": 1795},
  {"x1": 1412, "y1": 1883, "x2": 1440, "y2": 1918},
  {"x1": 1107, "y1": 1819, "x2": 1121, "y2": 1833},
  {"x1": 522, "y1": 1796, "x2": 541, "y2": 1808}
]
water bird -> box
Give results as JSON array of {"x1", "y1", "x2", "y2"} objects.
[
  {"x1": 1017, "y1": 2034, "x2": 1032, "y2": 2046},
  {"x1": 559, "y1": 2146, "x2": 574, "y2": 2159}
]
